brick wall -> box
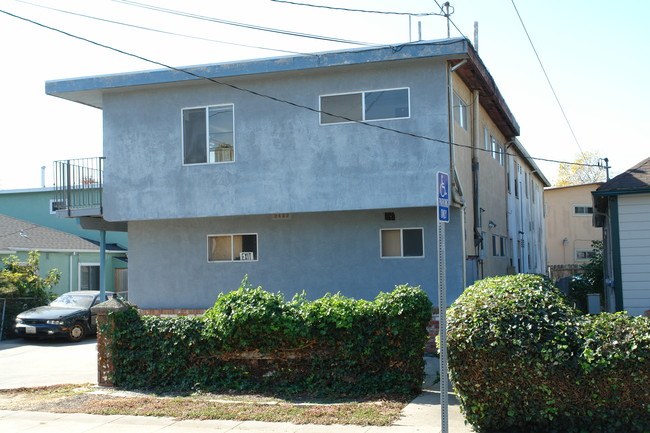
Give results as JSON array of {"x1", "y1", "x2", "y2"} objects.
[
  {"x1": 138, "y1": 308, "x2": 206, "y2": 317},
  {"x1": 425, "y1": 316, "x2": 440, "y2": 355}
]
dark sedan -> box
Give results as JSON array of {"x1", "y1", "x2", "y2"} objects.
[{"x1": 14, "y1": 291, "x2": 114, "y2": 342}]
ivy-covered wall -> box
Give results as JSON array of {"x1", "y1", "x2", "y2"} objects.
[{"x1": 103, "y1": 282, "x2": 432, "y2": 396}]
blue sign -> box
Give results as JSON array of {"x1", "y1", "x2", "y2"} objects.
[{"x1": 437, "y1": 171, "x2": 450, "y2": 223}]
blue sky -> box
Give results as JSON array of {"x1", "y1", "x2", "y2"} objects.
[{"x1": 0, "y1": 0, "x2": 647, "y2": 189}]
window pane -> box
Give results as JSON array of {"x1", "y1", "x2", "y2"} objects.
[
  {"x1": 381, "y1": 229, "x2": 401, "y2": 257},
  {"x1": 183, "y1": 108, "x2": 207, "y2": 164},
  {"x1": 80, "y1": 265, "x2": 100, "y2": 290},
  {"x1": 321, "y1": 93, "x2": 362, "y2": 124},
  {"x1": 402, "y1": 229, "x2": 423, "y2": 257},
  {"x1": 208, "y1": 105, "x2": 234, "y2": 163},
  {"x1": 453, "y1": 92, "x2": 467, "y2": 130},
  {"x1": 239, "y1": 234, "x2": 257, "y2": 260},
  {"x1": 365, "y1": 89, "x2": 409, "y2": 120},
  {"x1": 209, "y1": 235, "x2": 232, "y2": 261}
]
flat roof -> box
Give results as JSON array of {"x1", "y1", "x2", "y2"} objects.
[{"x1": 45, "y1": 37, "x2": 519, "y2": 138}]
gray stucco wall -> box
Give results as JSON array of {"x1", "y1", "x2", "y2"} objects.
[
  {"x1": 102, "y1": 58, "x2": 450, "y2": 222},
  {"x1": 128, "y1": 207, "x2": 464, "y2": 309}
]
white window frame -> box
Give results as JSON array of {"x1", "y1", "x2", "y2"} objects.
[
  {"x1": 207, "y1": 233, "x2": 258, "y2": 263},
  {"x1": 78, "y1": 262, "x2": 100, "y2": 291},
  {"x1": 319, "y1": 87, "x2": 410, "y2": 125},
  {"x1": 181, "y1": 103, "x2": 235, "y2": 166},
  {"x1": 453, "y1": 92, "x2": 468, "y2": 130},
  {"x1": 573, "y1": 204, "x2": 594, "y2": 216},
  {"x1": 575, "y1": 248, "x2": 596, "y2": 262},
  {"x1": 49, "y1": 199, "x2": 64, "y2": 215},
  {"x1": 379, "y1": 227, "x2": 424, "y2": 259}
]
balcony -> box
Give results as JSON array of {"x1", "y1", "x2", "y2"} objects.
[{"x1": 53, "y1": 157, "x2": 104, "y2": 218}]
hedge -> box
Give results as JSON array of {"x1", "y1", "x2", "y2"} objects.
[
  {"x1": 447, "y1": 274, "x2": 650, "y2": 433},
  {"x1": 104, "y1": 281, "x2": 432, "y2": 396}
]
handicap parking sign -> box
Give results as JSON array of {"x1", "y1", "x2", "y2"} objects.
[{"x1": 437, "y1": 171, "x2": 450, "y2": 223}]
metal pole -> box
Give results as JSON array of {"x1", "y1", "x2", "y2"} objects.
[
  {"x1": 438, "y1": 220, "x2": 448, "y2": 433},
  {"x1": 444, "y1": 2, "x2": 450, "y2": 38},
  {"x1": 99, "y1": 230, "x2": 106, "y2": 302},
  {"x1": 0, "y1": 298, "x2": 6, "y2": 341}
]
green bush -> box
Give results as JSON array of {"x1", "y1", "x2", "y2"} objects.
[
  {"x1": 447, "y1": 274, "x2": 650, "y2": 433},
  {"x1": 105, "y1": 281, "x2": 432, "y2": 396},
  {"x1": 0, "y1": 251, "x2": 58, "y2": 340}
]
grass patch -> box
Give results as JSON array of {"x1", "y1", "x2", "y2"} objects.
[{"x1": 0, "y1": 385, "x2": 410, "y2": 425}]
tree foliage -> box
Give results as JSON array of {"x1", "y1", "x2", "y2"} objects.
[
  {"x1": 555, "y1": 151, "x2": 607, "y2": 187},
  {"x1": 0, "y1": 251, "x2": 59, "y2": 301},
  {"x1": 569, "y1": 240, "x2": 604, "y2": 312}
]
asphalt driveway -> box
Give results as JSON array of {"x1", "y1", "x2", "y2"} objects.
[{"x1": 0, "y1": 338, "x2": 97, "y2": 389}]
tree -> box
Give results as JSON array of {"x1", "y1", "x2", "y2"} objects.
[
  {"x1": 0, "y1": 251, "x2": 59, "y2": 301},
  {"x1": 555, "y1": 151, "x2": 607, "y2": 187},
  {"x1": 569, "y1": 240, "x2": 604, "y2": 313}
]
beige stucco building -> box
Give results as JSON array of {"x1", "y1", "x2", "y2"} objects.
[
  {"x1": 544, "y1": 183, "x2": 603, "y2": 275},
  {"x1": 451, "y1": 67, "x2": 549, "y2": 284}
]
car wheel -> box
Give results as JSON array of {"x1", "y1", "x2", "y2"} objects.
[{"x1": 67, "y1": 322, "x2": 87, "y2": 342}]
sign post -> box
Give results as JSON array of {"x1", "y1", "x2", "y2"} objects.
[{"x1": 436, "y1": 171, "x2": 449, "y2": 433}]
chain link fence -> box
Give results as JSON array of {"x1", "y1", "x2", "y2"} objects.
[{"x1": 0, "y1": 297, "x2": 44, "y2": 341}]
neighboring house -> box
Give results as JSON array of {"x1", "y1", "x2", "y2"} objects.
[
  {"x1": 544, "y1": 183, "x2": 603, "y2": 280},
  {"x1": 505, "y1": 140, "x2": 549, "y2": 276},
  {"x1": 0, "y1": 186, "x2": 128, "y2": 248},
  {"x1": 0, "y1": 214, "x2": 128, "y2": 296},
  {"x1": 45, "y1": 38, "x2": 547, "y2": 312},
  {"x1": 593, "y1": 157, "x2": 650, "y2": 315}
]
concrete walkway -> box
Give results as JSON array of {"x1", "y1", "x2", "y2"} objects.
[
  {"x1": 0, "y1": 343, "x2": 474, "y2": 432},
  {"x1": 0, "y1": 339, "x2": 97, "y2": 388}
]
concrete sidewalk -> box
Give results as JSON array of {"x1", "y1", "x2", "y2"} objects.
[{"x1": 0, "y1": 358, "x2": 474, "y2": 432}]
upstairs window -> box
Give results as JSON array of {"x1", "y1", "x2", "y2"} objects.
[
  {"x1": 380, "y1": 228, "x2": 424, "y2": 258},
  {"x1": 453, "y1": 92, "x2": 468, "y2": 130},
  {"x1": 183, "y1": 104, "x2": 234, "y2": 164},
  {"x1": 320, "y1": 88, "x2": 409, "y2": 124},
  {"x1": 208, "y1": 234, "x2": 257, "y2": 262}
]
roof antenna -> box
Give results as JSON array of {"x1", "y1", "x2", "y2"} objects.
[
  {"x1": 443, "y1": 2, "x2": 454, "y2": 38},
  {"x1": 474, "y1": 21, "x2": 479, "y2": 51}
]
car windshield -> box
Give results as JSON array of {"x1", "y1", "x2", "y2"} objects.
[{"x1": 50, "y1": 293, "x2": 95, "y2": 309}]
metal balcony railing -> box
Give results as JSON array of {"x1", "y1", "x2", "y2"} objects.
[{"x1": 53, "y1": 157, "x2": 104, "y2": 218}]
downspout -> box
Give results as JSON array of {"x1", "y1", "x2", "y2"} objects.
[
  {"x1": 69, "y1": 252, "x2": 76, "y2": 291},
  {"x1": 471, "y1": 89, "x2": 481, "y2": 254},
  {"x1": 504, "y1": 139, "x2": 516, "y2": 273},
  {"x1": 448, "y1": 59, "x2": 468, "y2": 290}
]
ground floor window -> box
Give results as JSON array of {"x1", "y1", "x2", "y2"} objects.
[
  {"x1": 208, "y1": 234, "x2": 258, "y2": 262},
  {"x1": 575, "y1": 248, "x2": 596, "y2": 261},
  {"x1": 380, "y1": 228, "x2": 424, "y2": 258},
  {"x1": 79, "y1": 264, "x2": 100, "y2": 290}
]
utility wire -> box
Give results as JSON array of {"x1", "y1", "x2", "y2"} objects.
[
  {"x1": 269, "y1": 0, "x2": 443, "y2": 17},
  {"x1": 14, "y1": 0, "x2": 318, "y2": 57},
  {"x1": 0, "y1": 8, "x2": 600, "y2": 169},
  {"x1": 510, "y1": 0, "x2": 584, "y2": 156},
  {"x1": 112, "y1": 0, "x2": 380, "y2": 47}
]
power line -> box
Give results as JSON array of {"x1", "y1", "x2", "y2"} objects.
[
  {"x1": 112, "y1": 0, "x2": 380, "y2": 47},
  {"x1": 0, "y1": 7, "x2": 600, "y2": 170},
  {"x1": 15, "y1": 0, "x2": 318, "y2": 57},
  {"x1": 510, "y1": 0, "x2": 584, "y2": 156},
  {"x1": 269, "y1": 0, "x2": 443, "y2": 17}
]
